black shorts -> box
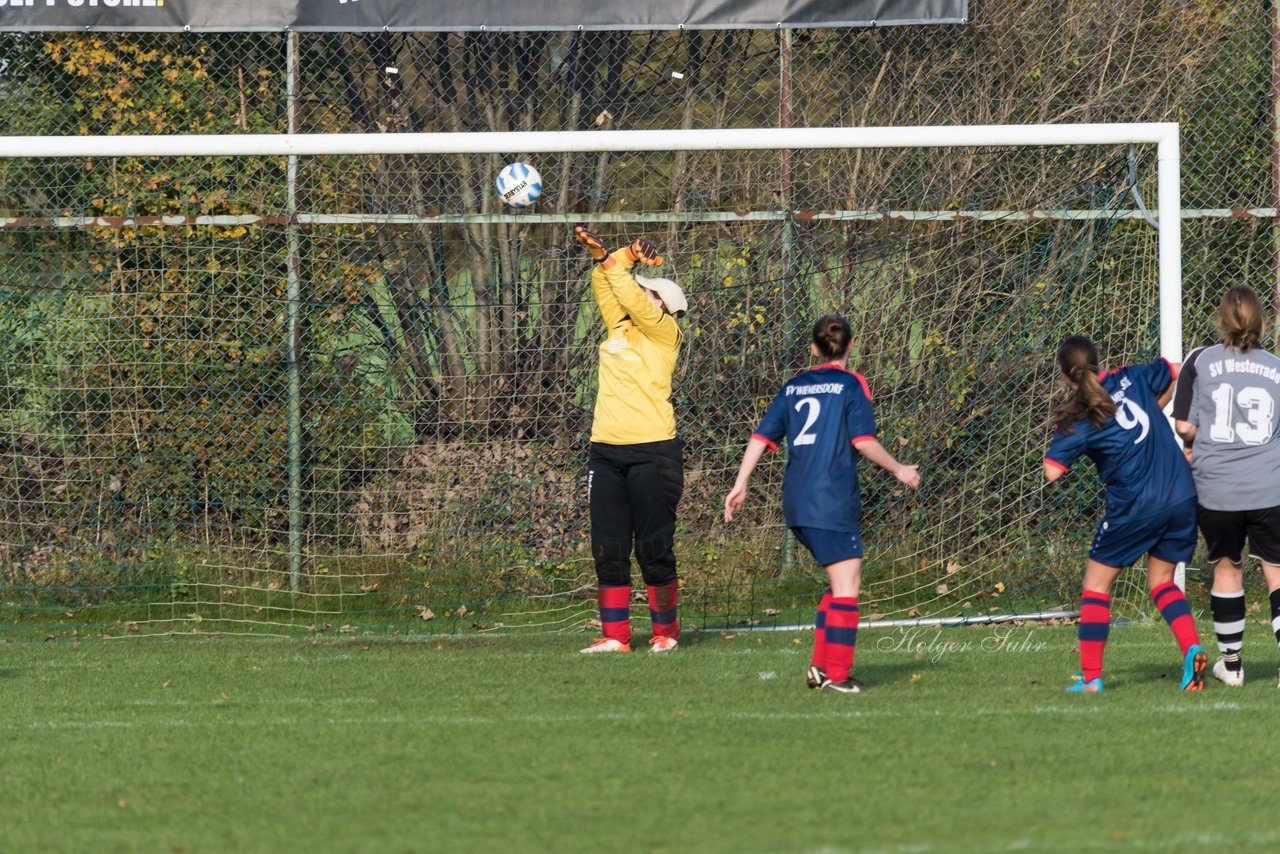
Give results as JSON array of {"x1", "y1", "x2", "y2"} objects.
[{"x1": 1197, "y1": 504, "x2": 1280, "y2": 567}]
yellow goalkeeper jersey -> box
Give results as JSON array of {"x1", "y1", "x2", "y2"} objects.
[{"x1": 590, "y1": 251, "x2": 682, "y2": 445}]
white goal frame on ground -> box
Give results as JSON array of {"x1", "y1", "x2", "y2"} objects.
[{"x1": 0, "y1": 122, "x2": 1183, "y2": 625}]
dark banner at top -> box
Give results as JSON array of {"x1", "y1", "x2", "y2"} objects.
[{"x1": 0, "y1": 0, "x2": 967, "y2": 33}]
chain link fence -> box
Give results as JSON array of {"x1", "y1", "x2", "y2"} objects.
[{"x1": 0, "y1": 1, "x2": 1275, "y2": 636}]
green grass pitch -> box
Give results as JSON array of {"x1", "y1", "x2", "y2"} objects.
[{"x1": 5, "y1": 624, "x2": 1280, "y2": 853}]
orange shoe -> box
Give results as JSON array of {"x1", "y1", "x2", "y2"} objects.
[
  {"x1": 579, "y1": 638, "x2": 631, "y2": 654},
  {"x1": 648, "y1": 636, "x2": 679, "y2": 653}
]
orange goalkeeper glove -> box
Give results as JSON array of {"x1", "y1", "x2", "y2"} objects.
[
  {"x1": 573, "y1": 225, "x2": 610, "y2": 262},
  {"x1": 624, "y1": 238, "x2": 663, "y2": 267}
]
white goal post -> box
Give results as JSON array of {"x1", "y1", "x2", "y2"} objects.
[{"x1": 0, "y1": 121, "x2": 1183, "y2": 366}]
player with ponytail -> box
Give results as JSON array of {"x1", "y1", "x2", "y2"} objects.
[
  {"x1": 1050, "y1": 343, "x2": 1117, "y2": 430},
  {"x1": 723, "y1": 314, "x2": 921, "y2": 693},
  {"x1": 1044, "y1": 335, "x2": 1206, "y2": 693},
  {"x1": 1173, "y1": 286, "x2": 1280, "y2": 688}
]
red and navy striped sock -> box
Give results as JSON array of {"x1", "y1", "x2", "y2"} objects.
[
  {"x1": 598, "y1": 584, "x2": 632, "y2": 644},
  {"x1": 1078, "y1": 589, "x2": 1111, "y2": 682},
  {"x1": 823, "y1": 597, "x2": 860, "y2": 683},
  {"x1": 647, "y1": 582, "x2": 679, "y2": 640},
  {"x1": 1151, "y1": 581, "x2": 1200, "y2": 655},
  {"x1": 812, "y1": 588, "x2": 833, "y2": 673}
]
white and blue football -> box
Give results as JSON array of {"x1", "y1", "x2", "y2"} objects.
[{"x1": 495, "y1": 161, "x2": 542, "y2": 208}]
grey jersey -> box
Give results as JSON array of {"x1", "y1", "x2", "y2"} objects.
[{"x1": 1172, "y1": 344, "x2": 1280, "y2": 510}]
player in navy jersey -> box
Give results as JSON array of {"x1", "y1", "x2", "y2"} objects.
[
  {"x1": 723, "y1": 315, "x2": 921, "y2": 693},
  {"x1": 1043, "y1": 334, "x2": 1206, "y2": 693}
]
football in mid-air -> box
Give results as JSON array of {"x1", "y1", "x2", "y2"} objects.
[{"x1": 495, "y1": 162, "x2": 542, "y2": 208}]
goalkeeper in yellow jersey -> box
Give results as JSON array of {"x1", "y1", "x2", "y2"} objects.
[{"x1": 573, "y1": 226, "x2": 687, "y2": 654}]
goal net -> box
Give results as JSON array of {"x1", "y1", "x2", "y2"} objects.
[{"x1": 0, "y1": 125, "x2": 1182, "y2": 637}]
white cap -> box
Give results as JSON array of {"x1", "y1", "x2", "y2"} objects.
[{"x1": 635, "y1": 275, "x2": 688, "y2": 316}]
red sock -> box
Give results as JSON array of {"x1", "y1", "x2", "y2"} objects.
[
  {"x1": 823, "y1": 597, "x2": 860, "y2": 683},
  {"x1": 598, "y1": 585, "x2": 631, "y2": 644},
  {"x1": 1078, "y1": 589, "x2": 1111, "y2": 682},
  {"x1": 647, "y1": 582, "x2": 679, "y2": 640},
  {"x1": 811, "y1": 588, "x2": 833, "y2": 671},
  {"x1": 1151, "y1": 581, "x2": 1200, "y2": 655}
]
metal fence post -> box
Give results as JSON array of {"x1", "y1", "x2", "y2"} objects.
[{"x1": 286, "y1": 30, "x2": 304, "y2": 592}]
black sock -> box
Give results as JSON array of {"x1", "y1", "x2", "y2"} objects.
[{"x1": 1270, "y1": 588, "x2": 1280, "y2": 649}]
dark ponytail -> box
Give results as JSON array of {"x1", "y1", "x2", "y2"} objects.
[
  {"x1": 1050, "y1": 334, "x2": 1116, "y2": 431},
  {"x1": 812, "y1": 314, "x2": 853, "y2": 360}
]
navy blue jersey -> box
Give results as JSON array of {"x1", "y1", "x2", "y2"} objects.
[
  {"x1": 752, "y1": 365, "x2": 877, "y2": 532},
  {"x1": 1045, "y1": 359, "x2": 1195, "y2": 520}
]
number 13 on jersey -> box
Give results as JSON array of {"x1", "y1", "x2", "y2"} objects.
[{"x1": 1209, "y1": 383, "x2": 1276, "y2": 445}]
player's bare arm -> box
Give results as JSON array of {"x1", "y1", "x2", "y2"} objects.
[
  {"x1": 724, "y1": 437, "x2": 769, "y2": 522},
  {"x1": 852, "y1": 438, "x2": 921, "y2": 491}
]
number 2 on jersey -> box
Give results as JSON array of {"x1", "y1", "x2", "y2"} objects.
[
  {"x1": 1210, "y1": 383, "x2": 1276, "y2": 445},
  {"x1": 793, "y1": 396, "x2": 821, "y2": 445}
]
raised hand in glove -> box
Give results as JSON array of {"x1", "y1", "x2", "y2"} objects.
[
  {"x1": 573, "y1": 225, "x2": 610, "y2": 262},
  {"x1": 624, "y1": 238, "x2": 663, "y2": 267}
]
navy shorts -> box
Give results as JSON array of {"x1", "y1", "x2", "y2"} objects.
[
  {"x1": 1089, "y1": 496, "x2": 1198, "y2": 568},
  {"x1": 791, "y1": 526, "x2": 863, "y2": 566}
]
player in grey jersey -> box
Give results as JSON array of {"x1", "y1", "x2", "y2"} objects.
[{"x1": 1173, "y1": 286, "x2": 1280, "y2": 687}]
